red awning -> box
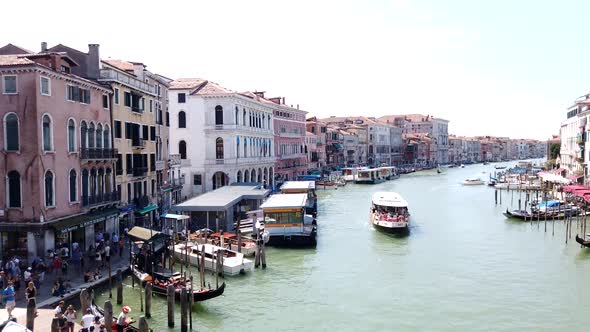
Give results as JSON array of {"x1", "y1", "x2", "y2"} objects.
[{"x1": 563, "y1": 185, "x2": 589, "y2": 193}]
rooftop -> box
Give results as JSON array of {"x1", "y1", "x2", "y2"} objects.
[
  {"x1": 281, "y1": 181, "x2": 316, "y2": 191},
  {"x1": 173, "y1": 185, "x2": 270, "y2": 211},
  {"x1": 260, "y1": 194, "x2": 308, "y2": 209}
]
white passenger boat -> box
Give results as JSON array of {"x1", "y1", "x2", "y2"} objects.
[
  {"x1": 260, "y1": 193, "x2": 317, "y2": 247},
  {"x1": 356, "y1": 168, "x2": 384, "y2": 184},
  {"x1": 370, "y1": 192, "x2": 410, "y2": 233},
  {"x1": 280, "y1": 181, "x2": 318, "y2": 216},
  {"x1": 342, "y1": 167, "x2": 360, "y2": 182},
  {"x1": 190, "y1": 230, "x2": 257, "y2": 256},
  {"x1": 173, "y1": 242, "x2": 254, "y2": 276},
  {"x1": 462, "y1": 178, "x2": 484, "y2": 185}
]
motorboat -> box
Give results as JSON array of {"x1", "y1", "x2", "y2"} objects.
[
  {"x1": 356, "y1": 168, "x2": 385, "y2": 184},
  {"x1": 462, "y1": 178, "x2": 484, "y2": 185},
  {"x1": 370, "y1": 192, "x2": 409, "y2": 233},
  {"x1": 495, "y1": 165, "x2": 507, "y2": 170},
  {"x1": 460, "y1": 164, "x2": 465, "y2": 168},
  {"x1": 174, "y1": 242, "x2": 254, "y2": 276},
  {"x1": 260, "y1": 193, "x2": 317, "y2": 247}
]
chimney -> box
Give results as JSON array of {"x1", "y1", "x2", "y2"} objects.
[
  {"x1": 87, "y1": 44, "x2": 100, "y2": 80},
  {"x1": 41, "y1": 42, "x2": 47, "y2": 52},
  {"x1": 282, "y1": 97, "x2": 285, "y2": 105},
  {"x1": 253, "y1": 91, "x2": 265, "y2": 98},
  {"x1": 297, "y1": 104, "x2": 299, "y2": 109}
]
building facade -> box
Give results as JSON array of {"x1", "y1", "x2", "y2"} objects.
[
  {"x1": 305, "y1": 117, "x2": 327, "y2": 170},
  {"x1": 0, "y1": 51, "x2": 117, "y2": 263},
  {"x1": 168, "y1": 79, "x2": 275, "y2": 196}
]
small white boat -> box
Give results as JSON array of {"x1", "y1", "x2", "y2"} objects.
[
  {"x1": 174, "y1": 242, "x2": 254, "y2": 276},
  {"x1": 370, "y1": 192, "x2": 410, "y2": 233},
  {"x1": 460, "y1": 164, "x2": 465, "y2": 168},
  {"x1": 462, "y1": 178, "x2": 484, "y2": 185}
]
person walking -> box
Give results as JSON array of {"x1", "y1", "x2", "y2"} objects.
[
  {"x1": 118, "y1": 238, "x2": 124, "y2": 257},
  {"x1": 104, "y1": 242, "x2": 111, "y2": 266},
  {"x1": 25, "y1": 281, "x2": 37, "y2": 316},
  {"x1": 112, "y1": 233, "x2": 119, "y2": 255},
  {"x1": 2, "y1": 281, "x2": 16, "y2": 318},
  {"x1": 64, "y1": 305, "x2": 77, "y2": 332},
  {"x1": 80, "y1": 308, "x2": 95, "y2": 332},
  {"x1": 54, "y1": 300, "x2": 65, "y2": 316}
]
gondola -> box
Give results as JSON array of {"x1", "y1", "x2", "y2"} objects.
[
  {"x1": 575, "y1": 235, "x2": 590, "y2": 248},
  {"x1": 131, "y1": 265, "x2": 225, "y2": 302},
  {"x1": 92, "y1": 301, "x2": 141, "y2": 332}
]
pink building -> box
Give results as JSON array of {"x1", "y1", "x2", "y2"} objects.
[
  {"x1": 0, "y1": 48, "x2": 117, "y2": 263},
  {"x1": 268, "y1": 96, "x2": 308, "y2": 182}
]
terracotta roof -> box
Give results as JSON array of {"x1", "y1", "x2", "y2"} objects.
[
  {"x1": 103, "y1": 59, "x2": 134, "y2": 72},
  {"x1": 240, "y1": 91, "x2": 275, "y2": 104},
  {"x1": 0, "y1": 54, "x2": 34, "y2": 66},
  {"x1": 0, "y1": 43, "x2": 34, "y2": 55},
  {"x1": 169, "y1": 78, "x2": 233, "y2": 96}
]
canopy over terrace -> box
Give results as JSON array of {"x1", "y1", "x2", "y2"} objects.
[
  {"x1": 172, "y1": 184, "x2": 270, "y2": 232},
  {"x1": 562, "y1": 185, "x2": 589, "y2": 193}
]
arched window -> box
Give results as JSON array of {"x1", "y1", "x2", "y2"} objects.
[
  {"x1": 243, "y1": 109, "x2": 246, "y2": 126},
  {"x1": 98, "y1": 168, "x2": 104, "y2": 196},
  {"x1": 96, "y1": 124, "x2": 103, "y2": 149},
  {"x1": 178, "y1": 111, "x2": 186, "y2": 128},
  {"x1": 237, "y1": 170, "x2": 242, "y2": 183},
  {"x1": 236, "y1": 136, "x2": 240, "y2": 158},
  {"x1": 69, "y1": 169, "x2": 77, "y2": 203},
  {"x1": 80, "y1": 121, "x2": 87, "y2": 149},
  {"x1": 216, "y1": 137, "x2": 224, "y2": 159},
  {"x1": 262, "y1": 115, "x2": 265, "y2": 129},
  {"x1": 106, "y1": 168, "x2": 112, "y2": 193},
  {"x1": 235, "y1": 106, "x2": 239, "y2": 125},
  {"x1": 244, "y1": 169, "x2": 250, "y2": 182},
  {"x1": 179, "y1": 140, "x2": 187, "y2": 159},
  {"x1": 44, "y1": 170, "x2": 54, "y2": 207},
  {"x1": 4, "y1": 113, "x2": 19, "y2": 151},
  {"x1": 42, "y1": 114, "x2": 52, "y2": 151},
  {"x1": 7, "y1": 170, "x2": 21, "y2": 208},
  {"x1": 68, "y1": 119, "x2": 76, "y2": 152},
  {"x1": 104, "y1": 125, "x2": 110, "y2": 149},
  {"x1": 215, "y1": 105, "x2": 223, "y2": 125},
  {"x1": 244, "y1": 137, "x2": 248, "y2": 157},
  {"x1": 88, "y1": 123, "x2": 95, "y2": 148},
  {"x1": 90, "y1": 168, "x2": 97, "y2": 196}
]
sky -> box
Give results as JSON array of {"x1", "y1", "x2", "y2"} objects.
[{"x1": 4, "y1": 0, "x2": 588, "y2": 140}]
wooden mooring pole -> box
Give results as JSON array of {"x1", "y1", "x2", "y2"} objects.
[
  {"x1": 145, "y1": 281, "x2": 152, "y2": 318},
  {"x1": 26, "y1": 296, "x2": 35, "y2": 331},
  {"x1": 139, "y1": 316, "x2": 150, "y2": 332},
  {"x1": 116, "y1": 269, "x2": 123, "y2": 305},
  {"x1": 104, "y1": 301, "x2": 113, "y2": 330},
  {"x1": 181, "y1": 288, "x2": 188, "y2": 332},
  {"x1": 167, "y1": 284, "x2": 175, "y2": 328}
]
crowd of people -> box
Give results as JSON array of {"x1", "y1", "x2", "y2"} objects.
[
  {"x1": 0, "y1": 231, "x2": 127, "y2": 321},
  {"x1": 52, "y1": 301, "x2": 132, "y2": 332}
]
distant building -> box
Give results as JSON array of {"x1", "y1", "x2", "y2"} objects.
[{"x1": 306, "y1": 117, "x2": 327, "y2": 169}]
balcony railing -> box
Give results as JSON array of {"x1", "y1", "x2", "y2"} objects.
[
  {"x1": 205, "y1": 156, "x2": 275, "y2": 166},
  {"x1": 132, "y1": 138, "x2": 145, "y2": 149},
  {"x1": 82, "y1": 191, "x2": 120, "y2": 207},
  {"x1": 155, "y1": 160, "x2": 165, "y2": 171},
  {"x1": 132, "y1": 166, "x2": 148, "y2": 177},
  {"x1": 98, "y1": 68, "x2": 156, "y2": 95},
  {"x1": 169, "y1": 154, "x2": 181, "y2": 166},
  {"x1": 279, "y1": 132, "x2": 304, "y2": 138},
  {"x1": 160, "y1": 177, "x2": 185, "y2": 191},
  {"x1": 80, "y1": 148, "x2": 118, "y2": 160}
]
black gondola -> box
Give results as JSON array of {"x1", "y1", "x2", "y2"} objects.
[
  {"x1": 131, "y1": 265, "x2": 225, "y2": 302},
  {"x1": 92, "y1": 301, "x2": 141, "y2": 332},
  {"x1": 576, "y1": 235, "x2": 590, "y2": 248}
]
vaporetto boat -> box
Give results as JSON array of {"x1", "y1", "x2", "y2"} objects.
[
  {"x1": 370, "y1": 192, "x2": 410, "y2": 233},
  {"x1": 174, "y1": 242, "x2": 254, "y2": 276}
]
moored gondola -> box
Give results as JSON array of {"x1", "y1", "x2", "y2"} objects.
[
  {"x1": 575, "y1": 235, "x2": 590, "y2": 248},
  {"x1": 92, "y1": 301, "x2": 140, "y2": 332}
]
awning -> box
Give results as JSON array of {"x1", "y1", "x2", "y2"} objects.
[
  {"x1": 127, "y1": 226, "x2": 164, "y2": 242},
  {"x1": 161, "y1": 213, "x2": 190, "y2": 221},
  {"x1": 52, "y1": 208, "x2": 119, "y2": 234},
  {"x1": 136, "y1": 204, "x2": 158, "y2": 215}
]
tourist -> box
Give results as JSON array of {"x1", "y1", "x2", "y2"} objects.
[
  {"x1": 64, "y1": 305, "x2": 77, "y2": 332},
  {"x1": 94, "y1": 268, "x2": 102, "y2": 280},
  {"x1": 53, "y1": 256, "x2": 62, "y2": 275},
  {"x1": 92, "y1": 316, "x2": 103, "y2": 331},
  {"x1": 2, "y1": 281, "x2": 16, "y2": 318},
  {"x1": 80, "y1": 308, "x2": 95, "y2": 332},
  {"x1": 116, "y1": 306, "x2": 131, "y2": 332},
  {"x1": 118, "y1": 238, "x2": 124, "y2": 257},
  {"x1": 112, "y1": 233, "x2": 119, "y2": 253},
  {"x1": 55, "y1": 312, "x2": 69, "y2": 332},
  {"x1": 25, "y1": 281, "x2": 37, "y2": 316},
  {"x1": 24, "y1": 267, "x2": 32, "y2": 284},
  {"x1": 61, "y1": 259, "x2": 69, "y2": 276},
  {"x1": 61, "y1": 245, "x2": 69, "y2": 259},
  {"x1": 54, "y1": 300, "x2": 65, "y2": 316},
  {"x1": 105, "y1": 242, "x2": 111, "y2": 265},
  {"x1": 84, "y1": 270, "x2": 93, "y2": 283},
  {"x1": 37, "y1": 259, "x2": 46, "y2": 283}
]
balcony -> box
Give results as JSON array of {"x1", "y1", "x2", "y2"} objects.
[
  {"x1": 82, "y1": 191, "x2": 120, "y2": 207},
  {"x1": 98, "y1": 68, "x2": 156, "y2": 95},
  {"x1": 169, "y1": 154, "x2": 181, "y2": 167},
  {"x1": 132, "y1": 166, "x2": 148, "y2": 177},
  {"x1": 80, "y1": 148, "x2": 118, "y2": 161},
  {"x1": 279, "y1": 132, "x2": 304, "y2": 138},
  {"x1": 160, "y1": 177, "x2": 185, "y2": 192},
  {"x1": 205, "y1": 156, "x2": 275, "y2": 166},
  {"x1": 131, "y1": 106, "x2": 144, "y2": 114},
  {"x1": 132, "y1": 138, "x2": 145, "y2": 149},
  {"x1": 155, "y1": 160, "x2": 165, "y2": 171}
]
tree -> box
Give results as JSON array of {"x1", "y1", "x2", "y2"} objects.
[{"x1": 549, "y1": 143, "x2": 560, "y2": 160}]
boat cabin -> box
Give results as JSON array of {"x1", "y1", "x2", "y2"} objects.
[
  {"x1": 259, "y1": 194, "x2": 317, "y2": 246},
  {"x1": 280, "y1": 181, "x2": 317, "y2": 215},
  {"x1": 356, "y1": 168, "x2": 383, "y2": 184},
  {"x1": 371, "y1": 192, "x2": 409, "y2": 215}
]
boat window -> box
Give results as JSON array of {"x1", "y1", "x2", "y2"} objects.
[{"x1": 264, "y1": 211, "x2": 302, "y2": 224}]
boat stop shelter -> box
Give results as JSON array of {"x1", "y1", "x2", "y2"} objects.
[{"x1": 171, "y1": 184, "x2": 270, "y2": 232}]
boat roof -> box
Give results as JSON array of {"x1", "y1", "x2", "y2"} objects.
[
  {"x1": 371, "y1": 192, "x2": 408, "y2": 207},
  {"x1": 174, "y1": 185, "x2": 270, "y2": 212},
  {"x1": 161, "y1": 213, "x2": 190, "y2": 221},
  {"x1": 281, "y1": 181, "x2": 316, "y2": 190},
  {"x1": 260, "y1": 194, "x2": 307, "y2": 209},
  {"x1": 359, "y1": 168, "x2": 380, "y2": 172}
]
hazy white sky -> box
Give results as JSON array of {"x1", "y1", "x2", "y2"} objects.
[{"x1": 4, "y1": 0, "x2": 586, "y2": 139}]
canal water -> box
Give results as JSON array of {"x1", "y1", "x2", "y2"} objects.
[{"x1": 96, "y1": 163, "x2": 590, "y2": 331}]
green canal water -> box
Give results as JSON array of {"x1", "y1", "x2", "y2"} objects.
[{"x1": 96, "y1": 163, "x2": 590, "y2": 331}]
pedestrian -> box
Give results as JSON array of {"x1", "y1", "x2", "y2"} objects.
[
  {"x1": 2, "y1": 281, "x2": 16, "y2": 318},
  {"x1": 64, "y1": 305, "x2": 77, "y2": 332},
  {"x1": 25, "y1": 281, "x2": 38, "y2": 316},
  {"x1": 95, "y1": 250, "x2": 102, "y2": 269},
  {"x1": 112, "y1": 233, "x2": 119, "y2": 254},
  {"x1": 24, "y1": 267, "x2": 32, "y2": 284},
  {"x1": 118, "y1": 238, "x2": 124, "y2": 257},
  {"x1": 61, "y1": 259, "x2": 69, "y2": 276},
  {"x1": 54, "y1": 300, "x2": 65, "y2": 316},
  {"x1": 116, "y1": 306, "x2": 131, "y2": 332},
  {"x1": 80, "y1": 308, "x2": 95, "y2": 332},
  {"x1": 53, "y1": 256, "x2": 62, "y2": 276},
  {"x1": 105, "y1": 243, "x2": 111, "y2": 265},
  {"x1": 55, "y1": 312, "x2": 69, "y2": 332},
  {"x1": 0, "y1": 271, "x2": 5, "y2": 290}
]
